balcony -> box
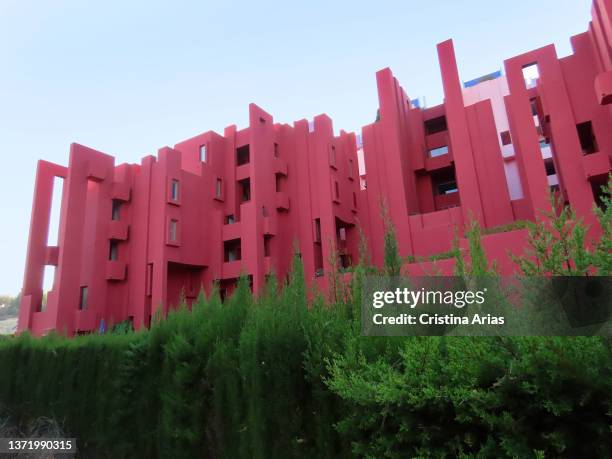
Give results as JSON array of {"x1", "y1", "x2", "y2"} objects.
[
  {"x1": 236, "y1": 164, "x2": 250, "y2": 181},
  {"x1": 111, "y1": 182, "x2": 131, "y2": 202},
  {"x1": 583, "y1": 152, "x2": 611, "y2": 181},
  {"x1": 222, "y1": 221, "x2": 242, "y2": 241},
  {"x1": 106, "y1": 261, "x2": 127, "y2": 281},
  {"x1": 108, "y1": 220, "x2": 129, "y2": 240},
  {"x1": 222, "y1": 260, "x2": 242, "y2": 279}
]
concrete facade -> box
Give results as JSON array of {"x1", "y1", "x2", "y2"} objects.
[{"x1": 19, "y1": 0, "x2": 612, "y2": 335}]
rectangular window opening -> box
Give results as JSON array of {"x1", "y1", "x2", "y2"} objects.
[
  {"x1": 500, "y1": 131, "x2": 512, "y2": 146},
  {"x1": 109, "y1": 240, "x2": 119, "y2": 261},
  {"x1": 226, "y1": 215, "x2": 235, "y2": 224},
  {"x1": 224, "y1": 238, "x2": 242, "y2": 262},
  {"x1": 47, "y1": 176, "x2": 64, "y2": 246},
  {"x1": 330, "y1": 145, "x2": 337, "y2": 167},
  {"x1": 169, "y1": 219, "x2": 178, "y2": 242},
  {"x1": 522, "y1": 63, "x2": 539, "y2": 89},
  {"x1": 111, "y1": 199, "x2": 121, "y2": 221},
  {"x1": 273, "y1": 142, "x2": 279, "y2": 158},
  {"x1": 215, "y1": 178, "x2": 223, "y2": 199},
  {"x1": 576, "y1": 121, "x2": 598, "y2": 155},
  {"x1": 424, "y1": 116, "x2": 447, "y2": 135},
  {"x1": 429, "y1": 145, "x2": 449, "y2": 158},
  {"x1": 238, "y1": 178, "x2": 251, "y2": 202},
  {"x1": 171, "y1": 179, "x2": 180, "y2": 201},
  {"x1": 263, "y1": 235, "x2": 272, "y2": 257},
  {"x1": 200, "y1": 144, "x2": 207, "y2": 162},
  {"x1": 79, "y1": 286, "x2": 88, "y2": 310},
  {"x1": 438, "y1": 181, "x2": 458, "y2": 195},
  {"x1": 334, "y1": 181, "x2": 340, "y2": 201},
  {"x1": 236, "y1": 145, "x2": 250, "y2": 165}
]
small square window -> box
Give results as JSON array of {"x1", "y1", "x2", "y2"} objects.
[
  {"x1": 500, "y1": 131, "x2": 512, "y2": 146},
  {"x1": 171, "y1": 179, "x2": 179, "y2": 201},
  {"x1": 200, "y1": 144, "x2": 207, "y2": 162}
]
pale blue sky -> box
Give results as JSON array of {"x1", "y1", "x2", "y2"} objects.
[{"x1": 0, "y1": 0, "x2": 591, "y2": 295}]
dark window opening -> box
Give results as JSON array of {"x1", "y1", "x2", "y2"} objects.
[
  {"x1": 438, "y1": 181, "x2": 458, "y2": 195},
  {"x1": 529, "y1": 98, "x2": 538, "y2": 117},
  {"x1": 334, "y1": 181, "x2": 340, "y2": 201},
  {"x1": 275, "y1": 174, "x2": 284, "y2": 192},
  {"x1": 544, "y1": 157, "x2": 556, "y2": 176},
  {"x1": 224, "y1": 238, "x2": 242, "y2": 262},
  {"x1": 340, "y1": 254, "x2": 352, "y2": 269},
  {"x1": 424, "y1": 116, "x2": 447, "y2": 135},
  {"x1": 576, "y1": 121, "x2": 598, "y2": 155},
  {"x1": 314, "y1": 218, "x2": 321, "y2": 243},
  {"x1": 348, "y1": 158, "x2": 354, "y2": 178},
  {"x1": 353, "y1": 192, "x2": 357, "y2": 208},
  {"x1": 274, "y1": 142, "x2": 279, "y2": 158},
  {"x1": 263, "y1": 235, "x2": 272, "y2": 257},
  {"x1": 500, "y1": 131, "x2": 512, "y2": 146},
  {"x1": 236, "y1": 145, "x2": 250, "y2": 165},
  {"x1": 591, "y1": 179, "x2": 608, "y2": 210},
  {"x1": 200, "y1": 144, "x2": 207, "y2": 162},
  {"x1": 109, "y1": 240, "x2": 119, "y2": 261},
  {"x1": 238, "y1": 178, "x2": 251, "y2": 202},
  {"x1": 111, "y1": 199, "x2": 121, "y2": 221},
  {"x1": 79, "y1": 286, "x2": 88, "y2": 310},
  {"x1": 226, "y1": 215, "x2": 235, "y2": 224}
]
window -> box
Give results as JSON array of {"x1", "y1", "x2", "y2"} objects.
[
  {"x1": 576, "y1": 121, "x2": 598, "y2": 155},
  {"x1": 224, "y1": 238, "x2": 241, "y2": 262},
  {"x1": 334, "y1": 181, "x2": 340, "y2": 201},
  {"x1": 237, "y1": 145, "x2": 250, "y2": 165},
  {"x1": 424, "y1": 116, "x2": 447, "y2": 135},
  {"x1": 169, "y1": 219, "x2": 178, "y2": 242},
  {"x1": 314, "y1": 219, "x2": 321, "y2": 243},
  {"x1": 429, "y1": 145, "x2": 449, "y2": 158},
  {"x1": 353, "y1": 192, "x2": 357, "y2": 209},
  {"x1": 330, "y1": 145, "x2": 337, "y2": 168},
  {"x1": 226, "y1": 215, "x2": 235, "y2": 224},
  {"x1": 263, "y1": 235, "x2": 272, "y2": 257},
  {"x1": 79, "y1": 286, "x2": 88, "y2": 310},
  {"x1": 438, "y1": 181, "x2": 458, "y2": 195},
  {"x1": 109, "y1": 240, "x2": 119, "y2": 261},
  {"x1": 522, "y1": 63, "x2": 539, "y2": 89},
  {"x1": 339, "y1": 227, "x2": 346, "y2": 241},
  {"x1": 238, "y1": 178, "x2": 251, "y2": 202},
  {"x1": 544, "y1": 158, "x2": 556, "y2": 176},
  {"x1": 500, "y1": 131, "x2": 512, "y2": 146},
  {"x1": 529, "y1": 98, "x2": 538, "y2": 116},
  {"x1": 348, "y1": 158, "x2": 354, "y2": 179},
  {"x1": 111, "y1": 199, "x2": 121, "y2": 221},
  {"x1": 171, "y1": 179, "x2": 179, "y2": 201},
  {"x1": 262, "y1": 206, "x2": 269, "y2": 217},
  {"x1": 275, "y1": 174, "x2": 284, "y2": 192},
  {"x1": 215, "y1": 178, "x2": 223, "y2": 199},
  {"x1": 199, "y1": 144, "x2": 207, "y2": 162},
  {"x1": 274, "y1": 142, "x2": 279, "y2": 158}
]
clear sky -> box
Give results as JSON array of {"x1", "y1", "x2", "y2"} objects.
[{"x1": 0, "y1": 0, "x2": 592, "y2": 295}]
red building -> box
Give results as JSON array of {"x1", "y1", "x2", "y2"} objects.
[{"x1": 18, "y1": 0, "x2": 612, "y2": 335}]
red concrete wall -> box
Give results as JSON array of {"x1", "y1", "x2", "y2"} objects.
[{"x1": 18, "y1": 1, "x2": 612, "y2": 336}]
